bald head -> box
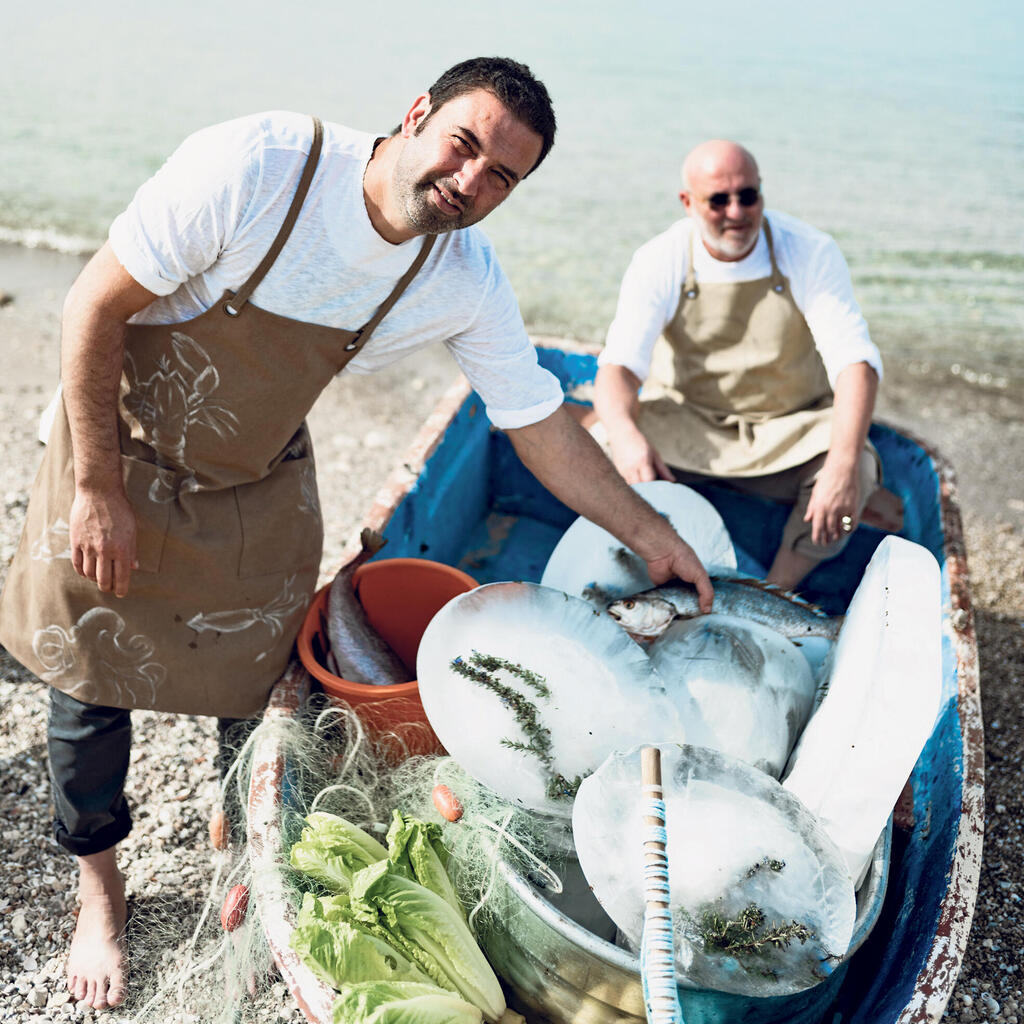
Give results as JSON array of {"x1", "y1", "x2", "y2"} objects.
[
  {"x1": 681, "y1": 140, "x2": 759, "y2": 192},
  {"x1": 679, "y1": 140, "x2": 763, "y2": 262}
]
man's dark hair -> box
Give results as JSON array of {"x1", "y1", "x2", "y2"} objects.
[{"x1": 421, "y1": 57, "x2": 556, "y2": 175}]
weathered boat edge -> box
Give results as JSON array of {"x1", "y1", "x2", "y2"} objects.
[
  {"x1": 895, "y1": 438, "x2": 985, "y2": 1024},
  {"x1": 247, "y1": 661, "x2": 338, "y2": 1024}
]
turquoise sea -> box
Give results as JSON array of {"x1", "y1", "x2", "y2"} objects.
[{"x1": 1, "y1": 0, "x2": 1022, "y2": 388}]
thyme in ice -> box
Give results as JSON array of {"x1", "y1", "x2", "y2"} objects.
[
  {"x1": 699, "y1": 904, "x2": 813, "y2": 956},
  {"x1": 745, "y1": 856, "x2": 786, "y2": 878},
  {"x1": 451, "y1": 651, "x2": 580, "y2": 802}
]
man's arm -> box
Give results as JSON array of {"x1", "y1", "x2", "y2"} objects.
[
  {"x1": 505, "y1": 405, "x2": 713, "y2": 611},
  {"x1": 804, "y1": 361, "x2": 878, "y2": 545},
  {"x1": 593, "y1": 363, "x2": 674, "y2": 484},
  {"x1": 62, "y1": 242, "x2": 159, "y2": 597}
]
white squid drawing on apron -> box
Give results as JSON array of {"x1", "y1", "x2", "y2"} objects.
[
  {"x1": 186, "y1": 574, "x2": 310, "y2": 662},
  {"x1": 31, "y1": 517, "x2": 72, "y2": 562},
  {"x1": 33, "y1": 608, "x2": 166, "y2": 707},
  {"x1": 123, "y1": 331, "x2": 240, "y2": 502}
]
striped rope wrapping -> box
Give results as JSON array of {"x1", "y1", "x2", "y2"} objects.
[{"x1": 641, "y1": 786, "x2": 684, "y2": 1024}]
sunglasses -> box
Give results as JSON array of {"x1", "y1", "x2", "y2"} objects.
[{"x1": 706, "y1": 187, "x2": 761, "y2": 210}]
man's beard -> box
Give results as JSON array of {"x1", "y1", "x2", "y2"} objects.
[
  {"x1": 392, "y1": 153, "x2": 473, "y2": 235},
  {"x1": 695, "y1": 212, "x2": 759, "y2": 260}
]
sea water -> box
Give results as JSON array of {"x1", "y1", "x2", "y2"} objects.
[{"x1": 1, "y1": 0, "x2": 1021, "y2": 385}]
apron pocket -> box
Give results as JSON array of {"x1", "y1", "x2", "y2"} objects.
[
  {"x1": 234, "y1": 457, "x2": 323, "y2": 579},
  {"x1": 120, "y1": 455, "x2": 171, "y2": 573}
]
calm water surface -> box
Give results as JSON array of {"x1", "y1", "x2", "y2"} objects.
[{"x1": 1, "y1": 0, "x2": 1021, "y2": 386}]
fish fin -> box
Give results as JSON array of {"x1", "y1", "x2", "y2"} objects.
[
  {"x1": 359, "y1": 527, "x2": 388, "y2": 556},
  {"x1": 715, "y1": 576, "x2": 828, "y2": 617}
]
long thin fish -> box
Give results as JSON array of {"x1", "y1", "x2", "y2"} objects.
[
  {"x1": 606, "y1": 578, "x2": 841, "y2": 641},
  {"x1": 326, "y1": 528, "x2": 410, "y2": 685}
]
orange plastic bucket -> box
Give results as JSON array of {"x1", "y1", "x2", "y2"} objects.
[{"x1": 297, "y1": 558, "x2": 477, "y2": 754}]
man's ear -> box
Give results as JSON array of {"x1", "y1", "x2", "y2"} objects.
[
  {"x1": 679, "y1": 190, "x2": 693, "y2": 213},
  {"x1": 401, "y1": 93, "x2": 433, "y2": 138}
]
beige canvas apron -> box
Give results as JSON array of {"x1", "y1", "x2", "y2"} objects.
[
  {"x1": 0, "y1": 118, "x2": 435, "y2": 717},
  {"x1": 637, "y1": 218, "x2": 838, "y2": 477}
]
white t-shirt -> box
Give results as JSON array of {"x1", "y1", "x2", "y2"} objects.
[
  {"x1": 599, "y1": 211, "x2": 882, "y2": 388},
  {"x1": 107, "y1": 111, "x2": 564, "y2": 430}
]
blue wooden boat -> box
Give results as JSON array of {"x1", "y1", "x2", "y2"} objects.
[{"x1": 250, "y1": 342, "x2": 983, "y2": 1024}]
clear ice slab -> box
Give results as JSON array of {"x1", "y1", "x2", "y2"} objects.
[
  {"x1": 416, "y1": 582, "x2": 683, "y2": 829},
  {"x1": 573, "y1": 744, "x2": 856, "y2": 997},
  {"x1": 648, "y1": 615, "x2": 816, "y2": 778}
]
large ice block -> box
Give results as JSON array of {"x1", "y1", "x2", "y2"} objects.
[
  {"x1": 416, "y1": 583, "x2": 684, "y2": 826},
  {"x1": 783, "y1": 535, "x2": 943, "y2": 885},
  {"x1": 573, "y1": 744, "x2": 856, "y2": 997},
  {"x1": 648, "y1": 615, "x2": 816, "y2": 778}
]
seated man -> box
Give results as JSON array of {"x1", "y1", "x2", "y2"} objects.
[{"x1": 594, "y1": 139, "x2": 887, "y2": 589}]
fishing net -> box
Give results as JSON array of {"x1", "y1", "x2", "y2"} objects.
[{"x1": 110, "y1": 688, "x2": 549, "y2": 1024}]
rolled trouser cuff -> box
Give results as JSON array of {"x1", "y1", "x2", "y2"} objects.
[{"x1": 47, "y1": 688, "x2": 133, "y2": 856}]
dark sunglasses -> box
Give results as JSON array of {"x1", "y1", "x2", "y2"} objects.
[{"x1": 706, "y1": 187, "x2": 761, "y2": 210}]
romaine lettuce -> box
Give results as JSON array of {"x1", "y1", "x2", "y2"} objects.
[
  {"x1": 289, "y1": 812, "x2": 388, "y2": 893},
  {"x1": 349, "y1": 861, "x2": 505, "y2": 1022},
  {"x1": 290, "y1": 892, "x2": 431, "y2": 989},
  {"x1": 386, "y1": 811, "x2": 464, "y2": 917},
  {"x1": 333, "y1": 980, "x2": 482, "y2": 1024}
]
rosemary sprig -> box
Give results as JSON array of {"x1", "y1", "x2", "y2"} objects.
[{"x1": 699, "y1": 903, "x2": 814, "y2": 956}]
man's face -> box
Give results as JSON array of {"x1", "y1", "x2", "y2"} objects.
[
  {"x1": 680, "y1": 152, "x2": 763, "y2": 262},
  {"x1": 390, "y1": 89, "x2": 543, "y2": 235}
]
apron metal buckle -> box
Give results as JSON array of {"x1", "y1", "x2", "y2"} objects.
[
  {"x1": 685, "y1": 289, "x2": 697, "y2": 300},
  {"x1": 344, "y1": 330, "x2": 363, "y2": 352}
]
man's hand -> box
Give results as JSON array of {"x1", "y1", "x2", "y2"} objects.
[
  {"x1": 645, "y1": 540, "x2": 714, "y2": 612},
  {"x1": 69, "y1": 486, "x2": 138, "y2": 598},
  {"x1": 607, "y1": 428, "x2": 674, "y2": 485},
  {"x1": 804, "y1": 459, "x2": 860, "y2": 546},
  {"x1": 506, "y1": 405, "x2": 714, "y2": 613}
]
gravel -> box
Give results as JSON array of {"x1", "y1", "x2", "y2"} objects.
[{"x1": 1, "y1": 246, "x2": 1021, "y2": 1022}]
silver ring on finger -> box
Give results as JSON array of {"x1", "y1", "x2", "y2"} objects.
[{"x1": 840, "y1": 514, "x2": 853, "y2": 533}]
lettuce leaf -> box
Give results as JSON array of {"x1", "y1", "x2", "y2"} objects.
[
  {"x1": 289, "y1": 813, "x2": 388, "y2": 893},
  {"x1": 386, "y1": 811, "x2": 464, "y2": 918},
  {"x1": 333, "y1": 980, "x2": 482, "y2": 1024},
  {"x1": 290, "y1": 892, "x2": 431, "y2": 989},
  {"x1": 349, "y1": 861, "x2": 505, "y2": 1022}
]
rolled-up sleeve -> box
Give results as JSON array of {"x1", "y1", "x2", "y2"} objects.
[
  {"x1": 445, "y1": 257, "x2": 564, "y2": 430},
  {"x1": 799, "y1": 237, "x2": 883, "y2": 386},
  {"x1": 599, "y1": 229, "x2": 682, "y2": 382},
  {"x1": 108, "y1": 121, "x2": 262, "y2": 296}
]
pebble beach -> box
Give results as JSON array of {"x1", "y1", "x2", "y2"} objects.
[{"x1": 0, "y1": 241, "x2": 1021, "y2": 1023}]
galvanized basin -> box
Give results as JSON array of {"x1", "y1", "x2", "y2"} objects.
[{"x1": 475, "y1": 828, "x2": 890, "y2": 1024}]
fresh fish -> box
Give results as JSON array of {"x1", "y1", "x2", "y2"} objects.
[
  {"x1": 606, "y1": 578, "x2": 841, "y2": 642},
  {"x1": 326, "y1": 528, "x2": 410, "y2": 685}
]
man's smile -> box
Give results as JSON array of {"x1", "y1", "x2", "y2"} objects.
[{"x1": 432, "y1": 181, "x2": 465, "y2": 215}]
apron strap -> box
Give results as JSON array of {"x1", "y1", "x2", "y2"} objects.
[
  {"x1": 762, "y1": 217, "x2": 787, "y2": 294},
  {"x1": 224, "y1": 116, "x2": 325, "y2": 316},
  {"x1": 342, "y1": 234, "x2": 437, "y2": 353},
  {"x1": 683, "y1": 228, "x2": 699, "y2": 300}
]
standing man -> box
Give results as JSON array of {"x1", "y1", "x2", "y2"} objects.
[
  {"x1": 0, "y1": 59, "x2": 712, "y2": 1010},
  {"x1": 594, "y1": 139, "x2": 884, "y2": 589}
]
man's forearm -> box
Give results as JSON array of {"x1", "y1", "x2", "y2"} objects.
[
  {"x1": 61, "y1": 244, "x2": 156, "y2": 492},
  {"x1": 826, "y1": 361, "x2": 878, "y2": 470},
  {"x1": 593, "y1": 363, "x2": 643, "y2": 435},
  {"x1": 509, "y1": 406, "x2": 676, "y2": 561}
]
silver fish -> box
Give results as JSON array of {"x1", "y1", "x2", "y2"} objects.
[
  {"x1": 606, "y1": 578, "x2": 842, "y2": 642},
  {"x1": 326, "y1": 528, "x2": 410, "y2": 685}
]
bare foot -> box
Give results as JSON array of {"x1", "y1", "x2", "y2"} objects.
[{"x1": 67, "y1": 849, "x2": 127, "y2": 1010}]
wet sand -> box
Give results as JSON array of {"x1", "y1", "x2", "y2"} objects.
[{"x1": 0, "y1": 240, "x2": 1021, "y2": 1021}]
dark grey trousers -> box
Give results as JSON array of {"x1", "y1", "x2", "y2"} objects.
[{"x1": 47, "y1": 687, "x2": 255, "y2": 856}]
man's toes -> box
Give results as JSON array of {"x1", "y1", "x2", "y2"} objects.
[{"x1": 107, "y1": 974, "x2": 126, "y2": 1007}]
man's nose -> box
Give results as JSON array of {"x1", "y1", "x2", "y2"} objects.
[{"x1": 454, "y1": 159, "x2": 485, "y2": 196}]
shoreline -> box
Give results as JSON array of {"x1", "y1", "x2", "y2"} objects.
[{"x1": 0, "y1": 238, "x2": 1022, "y2": 1021}]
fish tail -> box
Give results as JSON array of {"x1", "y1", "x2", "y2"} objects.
[{"x1": 359, "y1": 527, "x2": 387, "y2": 557}]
